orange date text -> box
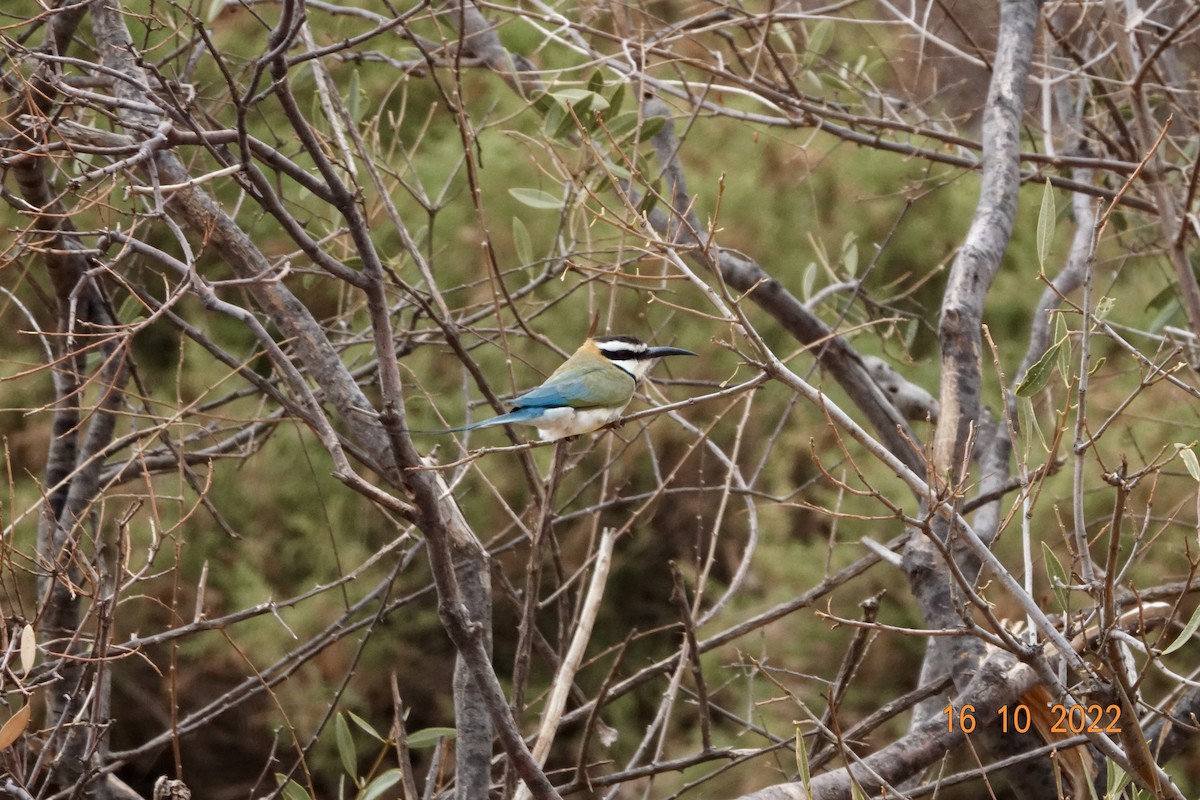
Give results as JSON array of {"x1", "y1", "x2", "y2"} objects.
[{"x1": 942, "y1": 703, "x2": 1122, "y2": 734}]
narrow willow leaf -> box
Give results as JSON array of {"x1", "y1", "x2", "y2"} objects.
[
  {"x1": 552, "y1": 88, "x2": 609, "y2": 112},
  {"x1": 508, "y1": 188, "x2": 563, "y2": 210},
  {"x1": 605, "y1": 111, "x2": 640, "y2": 140},
  {"x1": 771, "y1": 23, "x2": 796, "y2": 56},
  {"x1": 552, "y1": 103, "x2": 580, "y2": 139},
  {"x1": 1018, "y1": 395, "x2": 1049, "y2": 453},
  {"x1": 803, "y1": 19, "x2": 833, "y2": 70},
  {"x1": 802, "y1": 262, "x2": 817, "y2": 302},
  {"x1": 841, "y1": 232, "x2": 858, "y2": 277},
  {"x1": 1161, "y1": 603, "x2": 1200, "y2": 655},
  {"x1": 347, "y1": 710, "x2": 384, "y2": 741},
  {"x1": 19, "y1": 625, "x2": 35, "y2": 674},
  {"x1": 1015, "y1": 338, "x2": 1063, "y2": 397},
  {"x1": 1106, "y1": 758, "x2": 1131, "y2": 798},
  {"x1": 794, "y1": 726, "x2": 811, "y2": 792},
  {"x1": 531, "y1": 92, "x2": 554, "y2": 116},
  {"x1": 276, "y1": 776, "x2": 312, "y2": 800},
  {"x1": 206, "y1": 0, "x2": 227, "y2": 22},
  {"x1": 117, "y1": 294, "x2": 147, "y2": 324},
  {"x1": 607, "y1": 82, "x2": 625, "y2": 119},
  {"x1": 406, "y1": 726, "x2": 457, "y2": 748},
  {"x1": 1177, "y1": 443, "x2": 1200, "y2": 482},
  {"x1": 637, "y1": 115, "x2": 666, "y2": 142},
  {"x1": 542, "y1": 102, "x2": 565, "y2": 139},
  {"x1": 1056, "y1": 329, "x2": 1072, "y2": 387},
  {"x1": 336, "y1": 714, "x2": 357, "y2": 780},
  {"x1": 1042, "y1": 541, "x2": 1068, "y2": 612},
  {"x1": 1037, "y1": 178, "x2": 1055, "y2": 271},
  {"x1": 360, "y1": 769, "x2": 402, "y2": 800},
  {"x1": 0, "y1": 704, "x2": 31, "y2": 751},
  {"x1": 347, "y1": 69, "x2": 361, "y2": 123},
  {"x1": 512, "y1": 217, "x2": 533, "y2": 267},
  {"x1": 636, "y1": 179, "x2": 661, "y2": 215}
]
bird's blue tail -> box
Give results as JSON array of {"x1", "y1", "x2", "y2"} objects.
[{"x1": 417, "y1": 406, "x2": 543, "y2": 435}]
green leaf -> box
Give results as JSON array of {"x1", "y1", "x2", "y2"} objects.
[
  {"x1": 1036, "y1": 178, "x2": 1056, "y2": 271},
  {"x1": 1041, "y1": 541, "x2": 1068, "y2": 612},
  {"x1": 1145, "y1": 282, "x2": 1176, "y2": 313},
  {"x1": 276, "y1": 776, "x2": 313, "y2": 800},
  {"x1": 1095, "y1": 295, "x2": 1115, "y2": 321},
  {"x1": 1055, "y1": 315, "x2": 1072, "y2": 386},
  {"x1": 117, "y1": 294, "x2": 147, "y2": 324},
  {"x1": 206, "y1": 0, "x2": 228, "y2": 23},
  {"x1": 508, "y1": 188, "x2": 563, "y2": 210},
  {"x1": 603, "y1": 162, "x2": 631, "y2": 182},
  {"x1": 638, "y1": 115, "x2": 667, "y2": 142},
  {"x1": 1148, "y1": 295, "x2": 1182, "y2": 334},
  {"x1": 406, "y1": 726, "x2": 457, "y2": 749},
  {"x1": 336, "y1": 714, "x2": 357, "y2": 779},
  {"x1": 803, "y1": 19, "x2": 833, "y2": 71},
  {"x1": 553, "y1": 88, "x2": 609, "y2": 112},
  {"x1": 771, "y1": 23, "x2": 796, "y2": 57},
  {"x1": 794, "y1": 726, "x2": 811, "y2": 793},
  {"x1": 587, "y1": 71, "x2": 604, "y2": 95},
  {"x1": 347, "y1": 69, "x2": 361, "y2": 123},
  {"x1": 559, "y1": 92, "x2": 594, "y2": 122},
  {"x1": 605, "y1": 111, "x2": 641, "y2": 140},
  {"x1": 841, "y1": 232, "x2": 858, "y2": 277},
  {"x1": 347, "y1": 710, "x2": 384, "y2": 742},
  {"x1": 1177, "y1": 443, "x2": 1200, "y2": 481},
  {"x1": 1161, "y1": 602, "x2": 1200, "y2": 655},
  {"x1": 1017, "y1": 395, "x2": 1049, "y2": 453},
  {"x1": 1105, "y1": 758, "x2": 1132, "y2": 799},
  {"x1": 1015, "y1": 338, "x2": 1064, "y2": 397},
  {"x1": 607, "y1": 82, "x2": 625, "y2": 118},
  {"x1": 359, "y1": 769, "x2": 403, "y2": 800},
  {"x1": 802, "y1": 261, "x2": 817, "y2": 302},
  {"x1": 543, "y1": 97, "x2": 581, "y2": 139},
  {"x1": 531, "y1": 92, "x2": 555, "y2": 116},
  {"x1": 512, "y1": 217, "x2": 533, "y2": 267},
  {"x1": 636, "y1": 179, "x2": 661, "y2": 216}
]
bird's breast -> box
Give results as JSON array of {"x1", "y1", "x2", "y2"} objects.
[{"x1": 533, "y1": 405, "x2": 627, "y2": 441}]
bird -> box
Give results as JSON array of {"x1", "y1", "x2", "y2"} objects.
[{"x1": 440, "y1": 335, "x2": 695, "y2": 441}]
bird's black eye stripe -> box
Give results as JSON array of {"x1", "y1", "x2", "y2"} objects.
[{"x1": 600, "y1": 348, "x2": 644, "y2": 361}]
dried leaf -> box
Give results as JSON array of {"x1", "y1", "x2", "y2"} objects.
[
  {"x1": 0, "y1": 704, "x2": 31, "y2": 752},
  {"x1": 20, "y1": 624, "x2": 35, "y2": 674}
]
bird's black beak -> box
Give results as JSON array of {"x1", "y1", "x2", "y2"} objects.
[{"x1": 643, "y1": 346, "x2": 696, "y2": 359}]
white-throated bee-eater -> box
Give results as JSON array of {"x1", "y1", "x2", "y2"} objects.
[{"x1": 443, "y1": 335, "x2": 695, "y2": 441}]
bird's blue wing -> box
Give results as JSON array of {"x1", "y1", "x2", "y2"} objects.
[{"x1": 511, "y1": 364, "x2": 634, "y2": 409}]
